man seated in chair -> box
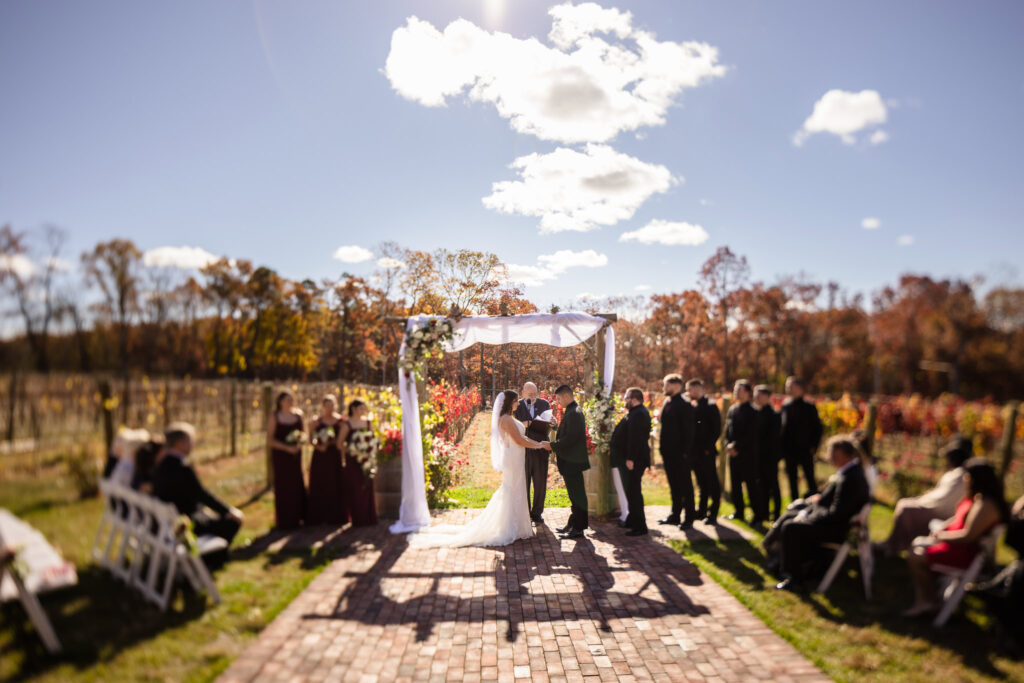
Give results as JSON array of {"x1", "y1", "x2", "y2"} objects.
[
  {"x1": 768, "y1": 436, "x2": 870, "y2": 592},
  {"x1": 152, "y1": 422, "x2": 244, "y2": 569}
]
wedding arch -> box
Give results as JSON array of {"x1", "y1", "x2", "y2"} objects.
[{"x1": 388, "y1": 312, "x2": 617, "y2": 534}]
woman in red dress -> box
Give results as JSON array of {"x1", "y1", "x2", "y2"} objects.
[
  {"x1": 338, "y1": 399, "x2": 378, "y2": 527},
  {"x1": 266, "y1": 391, "x2": 307, "y2": 530},
  {"x1": 307, "y1": 394, "x2": 347, "y2": 526},
  {"x1": 903, "y1": 458, "x2": 1009, "y2": 617}
]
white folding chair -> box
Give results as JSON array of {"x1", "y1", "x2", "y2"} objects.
[
  {"x1": 0, "y1": 537, "x2": 62, "y2": 653},
  {"x1": 931, "y1": 524, "x2": 1005, "y2": 628},
  {"x1": 816, "y1": 503, "x2": 874, "y2": 599}
]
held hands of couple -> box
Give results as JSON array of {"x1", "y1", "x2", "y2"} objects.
[{"x1": 540, "y1": 441, "x2": 552, "y2": 451}]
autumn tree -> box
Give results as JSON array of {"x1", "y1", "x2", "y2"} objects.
[{"x1": 699, "y1": 246, "x2": 750, "y2": 385}]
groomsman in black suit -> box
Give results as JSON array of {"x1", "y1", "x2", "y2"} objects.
[
  {"x1": 514, "y1": 382, "x2": 552, "y2": 524},
  {"x1": 687, "y1": 379, "x2": 722, "y2": 524},
  {"x1": 725, "y1": 380, "x2": 765, "y2": 526},
  {"x1": 780, "y1": 376, "x2": 824, "y2": 499},
  {"x1": 544, "y1": 385, "x2": 590, "y2": 538},
  {"x1": 620, "y1": 387, "x2": 652, "y2": 536},
  {"x1": 754, "y1": 385, "x2": 783, "y2": 520},
  {"x1": 658, "y1": 374, "x2": 698, "y2": 530},
  {"x1": 153, "y1": 422, "x2": 244, "y2": 569}
]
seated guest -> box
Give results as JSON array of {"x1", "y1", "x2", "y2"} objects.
[
  {"x1": 131, "y1": 438, "x2": 165, "y2": 494},
  {"x1": 877, "y1": 436, "x2": 971, "y2": 557},
  {"x1": 902, "y1": 457, "x2": 1008, "y2": 617},
  {"x1": 153, "y1": 422, "x2": 244, "y2": 569},
  {"x1": 109, "y1": 428, "x2": 151, "y2": 489},
  {"x1": 972, "y1": 494, "x2": 1024, "y2": 645},
  {"x1": 769, "y1": 436, "x2": 871, "y2": 592}
]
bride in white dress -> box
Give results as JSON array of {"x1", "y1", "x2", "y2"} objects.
[{"x1": 409, "y1": 390, "x2": 547, "y2": 548}]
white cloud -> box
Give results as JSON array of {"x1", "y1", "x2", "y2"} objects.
[
  {"x1": 0, "y1": 254, "x2": 35, "y2": 279},
  {"x1": 376, "y1": 257, "x2": 406, "y2": 270},
  {"x1": 537, "y1": 249, "x2": 608, "y2": 273},
  {"x1": 634, "y1": 284, "x2": 651, "y2": 291},
  {"x1": 384, "y1": 4, "x2": 727, "y2": 144},
  {"x1": 898, "y1": 234, "x2": 915, "y2": 246},
  {"x1": 869, "y1": 129, "x2": 889, "y2": 145},
  {"x1": 861, "y1": 217, "x2": 881, "y2": 230},
  {"x1": 484, "y1": 144, "x2": 678, "y2": 233},
  {"x1": 619, "y1": 219, "x2": 709, "y2": 246},
  {"x1": 505, "y1": 249, "x2": 608, "y2": 287},
  {"x1": 332, "y1": 245, "x2": 374, "y2": 264},
  {"x1": 793, "y1": 89, "x2": 887, "y2": 146},
  {"x1": 699, "y1": 198, "x2": 713, "y2": 206},
  {"x1": 143, "y1": 245, "x2": 217, "y2": 270}
]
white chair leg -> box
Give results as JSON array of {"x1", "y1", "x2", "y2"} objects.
[
  {"x1": 6, "y1": 566, "x2": 62, "y2": 653},
  {"x1": 816, "y1": 543, "x2": 850, "y2": 594},
  {"x1": 933, "y1": 577, "x2": 966, "y2": 627},
  {"x1": 858, "y1": 539, "x2": 874, "y2": 600}
]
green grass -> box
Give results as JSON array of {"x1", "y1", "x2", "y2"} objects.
[
  {"x1": 672, "y1": 498, "x2": 1024, "y2": 682},
  {"x1": 0, "y1": 449, "x2": 341, "y2": 683}
]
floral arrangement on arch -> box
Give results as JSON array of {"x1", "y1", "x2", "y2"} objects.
[
  {"x1": 347, "y1": 429, "x2": 379, "y2": 478},
  {"x1": 399, "y1": 318, "x2": 456, "y2": 380},
  {"x1": 582, "y1": 375, "x2": 624, "y2": 459}
]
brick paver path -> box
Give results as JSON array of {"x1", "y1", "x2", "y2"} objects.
[{"x1": 219, "y1": 509, "x2": 827, "y2": 682}]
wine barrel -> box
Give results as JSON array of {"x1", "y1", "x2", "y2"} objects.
[{"x1": 374, "y1": 456, "x2": 402, "y2": 519}]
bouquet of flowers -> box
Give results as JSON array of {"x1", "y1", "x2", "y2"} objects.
[
  {"x1": 399, "y1": 318, "x2": 456, "y2": 380},
  {"x1": 285, "y1": 429, "x2": 307, "y2": 447},
  {"x1": 313, "y1": 425, "x2": 336, "y2": 447},
  {"x1": 347, "y1": 430, "x2": 379, "y2": 478}
]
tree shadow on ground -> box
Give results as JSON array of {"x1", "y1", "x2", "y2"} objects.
[{"x1": 299, "y1": 515, "x2": 711, "y2": 643}]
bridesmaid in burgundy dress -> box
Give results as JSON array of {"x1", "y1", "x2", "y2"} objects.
[
  {"x1": 266, "y1": 391, "x2": 307, "y2": 530},
  {"x1": 306, "y1": 394, "x2": 347, "y2": 526},
  {"x1": 338, "y1": 399, "x2": 378, "y2": 527}
]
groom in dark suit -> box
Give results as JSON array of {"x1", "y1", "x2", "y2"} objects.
[
  {"x1": 514, "y1": 382, "x2": 551, "y2": 524},
  {"x1": 543, "y1": 385, "x2": 590, "y2": 539}
]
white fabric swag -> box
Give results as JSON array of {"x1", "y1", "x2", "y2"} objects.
[{"x1": 389, "y1": 313, "x2": 616, "y2": 534}]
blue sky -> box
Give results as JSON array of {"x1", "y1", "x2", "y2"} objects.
[{"x1": 2, "y1": 0, "x2": 1023, "y2": 308}]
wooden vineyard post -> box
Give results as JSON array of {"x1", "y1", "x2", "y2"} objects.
[
  {"x1": 230, "y1": 379, "x2": 238, "y2": 456},
  {"x1": 98, "y1": 378, "x2": 115, "y2": 452},
  {"x1": 718, "y1": 396, "x2": 731, "y2": 501},
  {"x1": 999, "y1": 401, "x2": 1021, "y2": 484},
  {"x1": 864, "y1": 400, "x2": 879, "y2": 454},
  {"x1": 262, "y1": 382, "x2": 274, "y2": 487}
]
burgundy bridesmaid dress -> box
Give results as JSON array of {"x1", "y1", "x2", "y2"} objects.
[
  {"x1": 343, "y1": 424, "x2": 378, "y2": 527},
  {"x1": 307, "y1": 416, "x2": 348, "y2": 526},
  {"x1": 272, "y1": 413, "x2": 307, "y2": 529}
]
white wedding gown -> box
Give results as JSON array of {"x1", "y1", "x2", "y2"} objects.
[{"x1": 409, "y1": 419, "x2": 534, "y2": 548}]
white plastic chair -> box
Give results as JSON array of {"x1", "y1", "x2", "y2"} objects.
[
  {"x1": 93, "y1": 481, "x2": 224, "y2": 611},
  {"x1": 815, "y1": 503, "x2": 874, "y2": 599},
  {"x1": 931, "y1": 523, "x2": 1005, "y2": 628}
]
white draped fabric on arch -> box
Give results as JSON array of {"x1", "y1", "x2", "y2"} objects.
[{"x1": 389, "y1": 313, "x2": 616, "y2": 534}]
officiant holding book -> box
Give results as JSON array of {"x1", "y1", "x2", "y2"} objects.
[{"x1": 515, "y1": 382, "x2": 552, "y2": 524}]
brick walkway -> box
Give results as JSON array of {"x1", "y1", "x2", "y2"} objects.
[{"x1": 219, "y1": 509, "x2": 827, "y2": 682}]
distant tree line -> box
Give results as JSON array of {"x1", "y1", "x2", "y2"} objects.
[{"x1": 1, "y1": 225, "x2": 1022, "y2": 400}]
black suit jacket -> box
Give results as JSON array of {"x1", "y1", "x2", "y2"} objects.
[
  {"x1": 693, "y1": 397, "x2": 722, "y2": 456},
  {"x1": 659, "y1": 393, "x2": 695, "y2": 463},
  {"x1": 515, "y1": 397, "x2": 551, "y2": 456},
  {"x1": 551, "y1": 401, "x2": 590, "y2": 470},
  {"x1": 153, "y1": 452, "x2": 229, "y2": 520},
  {"x1": 725, "y1": 401, "x2": 760, "y2": 463},
  {"x1": 757, "y1": 404, "x2": 782, "y2": 465},
  {"x1": 781, "y1": 396, "x2": 823, "y2": 457},
  {"x1": 803, "y1": 461, "x2": 870, "y2": 538}
]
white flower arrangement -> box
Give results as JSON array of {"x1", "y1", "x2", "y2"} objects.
[
  {"x1": 400, "y1": 318, "x2": 456, "y2": 380},
  {"x1": 347, "y1": 429, "x2": 379, "y2": 478}
]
